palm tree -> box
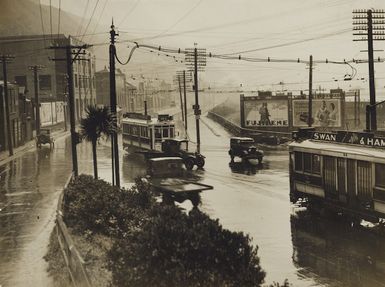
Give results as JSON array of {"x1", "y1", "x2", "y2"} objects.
[{"x1": 80, "y1": 105, "x2": 116, "y2": 179}]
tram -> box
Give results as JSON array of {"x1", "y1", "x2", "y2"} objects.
[
  {"x1": 289, "y1": 128, "x2": 385, "y2": 222},
  {"x1": 121, "y1": 113, "x2": 176, "y2": 151}
]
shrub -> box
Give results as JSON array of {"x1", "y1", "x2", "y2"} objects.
[
  {"x1": 63, "y1": 175, "x2": 154, "y2": 236},
  {"x1": 108, "y1": 205, "x2": 265, "y2": 287}
]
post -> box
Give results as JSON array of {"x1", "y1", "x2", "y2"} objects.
[
  {"x1": 367, "y1": 10, "x2": 377, "y2": 131},
  {"x1": 183, "y1": 70, "x2": 188, "y2": 135},
  {"x1": 66, "y1": 46, "x2": 79, "y2": 177},
  {"x1": 194, "y1": 48, "x2": 201, "y2": 153},
  {"x1": 31, "y1": 66, "x2": 41, "y2": 136},
  {"x1": 366, "y1": 105, "x2": 371, "y2": 131},
  {"x1": 308, "y1": 55, "x2": 313, "y2": 127},
  {"x1": 110, "y1": 21, "x2": 120, "y2": 187},
  {"x1": 144, "y1": 100, "x2": 147, "y2": 116},
  {"x1": 178, "y1": 75, "x2": 185, "y2": 123},
  {"x1": 2, "y1": 57, "x2": 13, "y2": 156}
]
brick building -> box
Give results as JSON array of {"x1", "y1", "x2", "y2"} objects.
[{"x1": 0, "y1": 34, "x2": 96, "y2": 123}]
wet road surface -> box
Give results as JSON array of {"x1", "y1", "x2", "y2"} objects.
[{"x1": 1, "y1": 113, "x2": 385, "y2": 286}]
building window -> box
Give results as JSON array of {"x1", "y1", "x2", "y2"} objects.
[
  {"x1": 15, "y1": 75, "x2": 27, "y2": 88},
  {"x1": 375, "y1": 163, "x2": 385, "y2": 188},
  {"x1": 39, "y1": 75, "x2": 52, "y2": 90}
]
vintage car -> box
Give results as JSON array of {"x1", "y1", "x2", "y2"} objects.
[
  {"x1": 228, "y1": 137, "x2": 264, "y2": 165},
  {"x1": 147, "y1": 157, "x2": 213, "y2": 207},
  {"x1": 36, "y1": 128, "x2": 54, "y2": 149}
]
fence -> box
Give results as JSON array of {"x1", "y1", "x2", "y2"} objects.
[
  {"x1": 56, "y1": 174, "x2": 92, "y2": 287},
  {"x1": 207, "y1": 111, "x2": 292, "y2": 141}
]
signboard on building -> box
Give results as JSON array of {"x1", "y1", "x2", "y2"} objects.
[
  {"x1": 243, "y1": 96, "x2": 289, "y2": 127},
  {"x1": 292, "y1": 99, "x2": 341, "y2": 127}
]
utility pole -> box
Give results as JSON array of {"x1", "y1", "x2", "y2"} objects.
[
  {"x1": 28, "y1": 65, "x2": 44, "y2": 136},
  {"x1": 109, "y1": 21, "x2": 120, "y2": 187},
  {"x1": 50, "y1": 42, "x2": 91, "y2": 177},
  {"x1": 1, "y1": 55, "x2": 15, "y2": 156},
  {"x1": 183, "y1": 70, "x2": 188, "y2": 136},
  {"x1": 353, "y1": 9, "x2": 385, "y2": 131},
  {"x1": 308, "y1": 55, "x2": 313, "y2": 127},
  {"x1": 185, "y1": 46, "x2": 206, "y2": 153},
  {"x1": 177, "y1": 75, "x2": 185, "y2": 124}
]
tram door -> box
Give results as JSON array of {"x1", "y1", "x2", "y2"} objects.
[
  {"x1": 357, "y1": 161, "x2": 372, "y2": 204},
  {"x1": 324, "y1": 156, "x2": 338, "y2": 199}
]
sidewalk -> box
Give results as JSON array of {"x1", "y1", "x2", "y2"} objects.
[{"x1": 0, "y1": 129, "x2": 70, "y2": 167}]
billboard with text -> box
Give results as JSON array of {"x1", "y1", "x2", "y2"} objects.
[{"x1": 243, "y1": 97, "x2": 288, "y2": 127}]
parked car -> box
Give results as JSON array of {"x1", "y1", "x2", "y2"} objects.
[
  {"x1": 228, "y1": 137, "x2": 263, "y2": 165},
  {"x1": 36, "y1": 128, "x2": 54, "y2": 149}
]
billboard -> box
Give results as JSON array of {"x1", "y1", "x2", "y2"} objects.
[
  {"x1": 244, "y1": 97, "x2": 288, "y2": 127},
  {"x1": 292, "y1": 99, "x2": 341, "y2": 127}
]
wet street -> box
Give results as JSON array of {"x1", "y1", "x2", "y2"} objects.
[{"x1": 1, "y1": 114, "x2": 385, "y2": 286}]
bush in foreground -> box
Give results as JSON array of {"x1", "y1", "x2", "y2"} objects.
[
  {"x1": 108, "y1": 205, "x2": 265, "y2": 287},
  {"x1": 63, "y1": 175, "x2": 266, "y2": 287},
  {"x1": 63, "y1": 175, "x2": 154, "y2": 236}
]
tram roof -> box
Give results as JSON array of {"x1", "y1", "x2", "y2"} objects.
[
  {"x1": 122, "y1": 117, "x2": 174, "y2": 125},
  {"x1": 289, "y1": 139, "x2": 385, "y2": 159}
]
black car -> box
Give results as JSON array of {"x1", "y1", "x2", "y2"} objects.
[{"x1": 228, "y1": 137, "x2": 264, "y2": 165}]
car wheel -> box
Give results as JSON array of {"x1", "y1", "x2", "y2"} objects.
[
  {"x1": 196, "y1": 156, "x2": 205, "y2": 168},
  {"x1": 184, "y1": 158, "x2": 195, "y2": 170}
]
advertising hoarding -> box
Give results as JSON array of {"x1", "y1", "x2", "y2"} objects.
[
  {"x1": 292, "y1": 99, "x2": 341, "y2": 127},
  {"x1": 243, "y1": 97, "x2": 289, "y2": 127},
  {"x1": 40, "y1": 101, "x2": 65, "y2": 127}
]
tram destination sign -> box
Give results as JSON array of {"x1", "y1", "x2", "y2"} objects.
[{"x1": 311, "y1": 131, "x2": 385, "y2": 148}]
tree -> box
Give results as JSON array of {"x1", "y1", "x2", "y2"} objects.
[{"x1": 80, "y1": 105, "x2": 116, "y2": 179}]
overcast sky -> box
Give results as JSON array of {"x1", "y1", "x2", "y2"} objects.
[{"x1": 42, "y1": 0, "x2": 385, "y2": 99}]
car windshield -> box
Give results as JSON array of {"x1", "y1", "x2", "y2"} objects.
[{"x1": 240, "y1": 140, "x2": 254, "y2": 147}]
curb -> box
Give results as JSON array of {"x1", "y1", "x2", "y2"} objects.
[{"x1": 0, "y1": 130, "x2": 70, "y2": 167}]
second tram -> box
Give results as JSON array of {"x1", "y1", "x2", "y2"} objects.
[{"x1": 289, "y1": 128, "x2": 385, "y2": 222}]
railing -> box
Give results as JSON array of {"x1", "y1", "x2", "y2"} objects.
[
  {"x1": 207, "y1": 111, "x2": 292, "y2": 138},
  {"x1": 56, "y1": 174, "x2": 92, "y2": 287}
]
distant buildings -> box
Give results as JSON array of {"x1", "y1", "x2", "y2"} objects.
[
  {"x1": 0, "y1": 82, "x2": 34, "y2": 152},
  {"x1": 0, "y1": 34, "x2": 96, "y2": 123},
  {"x1": 95, "y1": 67, "x2": 173, "y2": 115}
]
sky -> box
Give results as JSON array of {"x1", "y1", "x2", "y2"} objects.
[{"x1": 42, "y1": 0, "x2": 385, "y2": 99}]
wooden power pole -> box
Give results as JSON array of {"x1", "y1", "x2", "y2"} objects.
[
  {"x1": 308, "y1": 55, "x2": 313, "y2": 127},
  {"x1": 353, "y1": 9, "x2": 385, "y2": 131},
  {"x1": 109, "y1": 21, "x2": 120, "y2": 187},
  {"x1": 28, "y1": 65, "x2": 44, "y2": 137},
  {"x1": 1, "y1": 55, "x2": 15, "y2": 156}
]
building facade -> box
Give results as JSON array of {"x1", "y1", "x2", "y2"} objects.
[{"x1": 0, "y1": 34, "x2": 96, "y2": 123}]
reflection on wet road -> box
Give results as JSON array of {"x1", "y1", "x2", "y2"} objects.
[{"x1": 1, "y1": 114, "x2": 385, "y2": 286}]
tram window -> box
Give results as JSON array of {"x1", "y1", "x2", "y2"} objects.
[
  {"x1": 304, "y1": 153, "x2": 312, "y2": 173},
  {"x1": 294, "y1": 152, "x2": 303, "y2": 171},
  {"x1": 170, "y1": 127, "x2": 174, "y2": 138},
  {"x1": 155, "y1": 128, "x2": 161, "y2": 139},
  {"x1": 163, "y1": 128, "x2": 169, "y2": 138},
  {"x1": 375, "y1": 163, "x2": 385, "y2": 188},
  {"x1": 312, "y1": 155, "x2": 321, "y2": 174}
]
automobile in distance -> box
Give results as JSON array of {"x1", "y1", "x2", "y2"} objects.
[
  {"x1": 161, "y1": 139, "x2": 205, "y2": 170},
  {"x1": 228, "y1": 137, "x2": 264, "y2": 165}
]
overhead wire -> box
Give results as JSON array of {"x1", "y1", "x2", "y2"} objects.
[
  {"x1": 57, "y1": 0, "x2": 61, "y2": 38},
  {"x1": 89, "y1": 0, "x2": 109, "y2": 43},
  {"x1": 118, "y1": 0, "x2": 141, "y2": 26},
  {"x1": 80, "y1": 0, "x2": 101, "y2": 42},
  {"x1": 150, "y1": 0, "x2": 204, "y2": 39},
  {"x1": 76, "y1": 0, "x2": 91, "y2": 36}
]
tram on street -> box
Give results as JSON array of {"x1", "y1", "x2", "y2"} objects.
[
  {"x1": 289, "y1": 128, "x2": 385, "y2": 222},
  {"x1": 121, "y1": 113, "x2": 176, "y2": 151}
]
